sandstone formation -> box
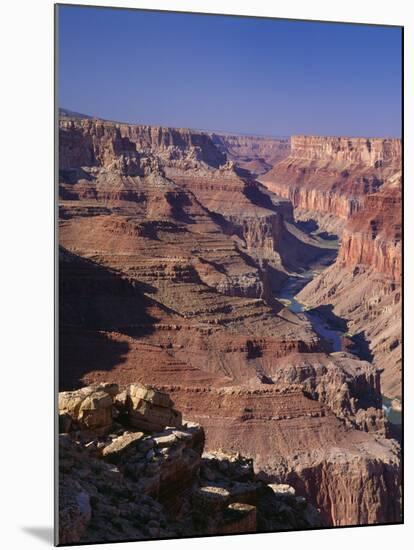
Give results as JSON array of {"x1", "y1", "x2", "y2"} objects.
[
  {"x1": 261, "y1": 135, "x2": 401, "y2": 233},
  {"x1": 58, "y1": 384, "x2": 321, "y2": 544},
  {"x1": 58, "y1": 383, "x2": 118, "y2": 435},
  {"x1": 58, "y1": 112, "x2": 401, "y2": 533},
  {"x1": 164, "y1": 372, "x2": 399, "y2": 527},
  {"x1": 298, "y1": 179, "x2": 402, "y2": 400},
  {"x1": 260, "y1": 132, "x2": 401, "y2": 401},
  {"x1": 122, "y1": 384, "x2": 182, "y2": 432}
]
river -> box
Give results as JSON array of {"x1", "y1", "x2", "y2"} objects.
[
  {"x1": 275, "y1": 258, "x2": 401, "y2": 426},
  {"x1": 277, "y1": 260, "x2": 344, "y2": 353}
]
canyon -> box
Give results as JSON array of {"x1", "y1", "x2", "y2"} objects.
[
  {"x1": 261, "y1": 134, "x2": 402, "y2": 404},
  {"x1": 261, "y1": 135, "x2": 401, "y2": 232},
  {"x1": 58, "y1": 111, "x2": 402, "y2": 539}
]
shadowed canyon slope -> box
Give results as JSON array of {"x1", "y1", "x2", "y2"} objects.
[{"x1": 58, "y1": 114, "x2": 402, "y2": 529}]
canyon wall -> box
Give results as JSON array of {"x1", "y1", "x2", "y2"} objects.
[
  {"x1": 260, "y1": 133, "x2": 402, "y2": 401},
  {"x1": 289, "y1": 135, "x2": 401, "y2": 165},
  {"x1": 59, "y1": 118, "x2": 324, "y2": 277},
  {"x1": 58, "y1": 114, "x2": 401, "y2": 529},
  {"x1": 261, "y1": 135, "x2": 401, "y2": 232},
  {"x1": 298, "y1": 179, "x2": 402, "y2": 400},
  {"x1": 338, "y1": 184, "x2": 401, "y2": 281}
]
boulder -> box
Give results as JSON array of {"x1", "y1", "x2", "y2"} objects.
[
  {"x1": 268, "y1": 483, "x2": 296, "y2": 498},
  {"x1": 101, "y1": 432, "x2": 145, "y2": 463},
  {"x1": 58, "y1": 384, "x2": 117, "y2": 434},
  {"x1": 125, "y1": 384, "x2": 182, "y2": 432}
]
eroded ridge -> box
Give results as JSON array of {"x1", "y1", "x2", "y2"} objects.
[{"x1": 58, "y1": 113, "x2": 401, "y2": 530}]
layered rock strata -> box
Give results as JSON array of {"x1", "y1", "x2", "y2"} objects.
[
  {"x1": 58, "y1": 114, "x2": 401, "y2": 530},
  {"x1": 59, "y1": 118, "x2": 329, "y2": 276},
  {"x1": 59, "y1": 118, "x2": 327, "y2": 394},
  {"x1": 298, "y1": 181, "x2": 402, "y2": 400},
  {"x1": 262, "y1": 132, "x2": 401, "y2": 400},
  {"x1": 58, "y1": 384, "x2": 321, "y2": 544},
  {"x1": 166, "y1": 381, "x2": 400, "y2": 527},
  {"x1": 261, "y1": 135, "x2": 401, "y2": 232}
]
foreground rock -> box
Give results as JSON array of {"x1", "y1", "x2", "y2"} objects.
[
  {"x1": 58, "y1": 383, "x2": 118, "y2": 435},
  {"x1": 58, "y1": 384, "x2": 321, "y2": 544},
  {"x1": 122, "y1": 384, "x2": 182, "y2": 431}
]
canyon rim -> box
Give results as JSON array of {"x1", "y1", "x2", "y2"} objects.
[{"x1": 56, "y1": 5, "x2": 403, "y2": 546}]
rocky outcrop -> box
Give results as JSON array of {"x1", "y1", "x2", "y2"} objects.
[
  {"x1": 59, "y1": 118, "x2": 226, "y2": 173},
  {"x1": 120, "y1": 124, "x2": 226, "y2": 168},
  {"x1": 121, "y1": 384, "x2": 182, "y2": 432},
  {"x1": 261, "y1": 135, "x2": 401, "y2": 232},
  {"x1": 58, "y1": 383, "x2": 118, "y2": 435},
  {"x1": 266, "y1": 352, "x2": 386, "y2": 434},
  {"x1": 58, "y1": 384, "x2": 321, "y2": 544},
  {"x1": 59, "y1": 119, "x2": 163, "y2": 177},
  {"x1": 195, "y1": 451, "x2": 320, "y2": 534}
]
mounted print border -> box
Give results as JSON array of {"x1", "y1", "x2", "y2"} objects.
[{"x1": 55, "y1": 3, "x2": 403, "y2": 545}]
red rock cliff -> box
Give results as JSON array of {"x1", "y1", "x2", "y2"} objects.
[
  {"x1": 58, "y1": 115, "x2": 401, "y2": 527},
  {"x1": 338, "y1": 185, "x2": 401, "y2": 281},
  {"x1": 59, "y1": 118, "x2": 226, "y2": 171},
  {"x1": 298, "y1": 180, "x2": 402, "y2": 398},
  {"x1": 290, "y1": 135, "x2": 401, "y2": 166},
  {"x1": 261, "y1": 135, "x2": 401, "y2": 231}
]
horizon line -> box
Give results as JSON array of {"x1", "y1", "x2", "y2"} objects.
[{"x1": 58, "y1": 107, "x2": 402, "y2": 141}]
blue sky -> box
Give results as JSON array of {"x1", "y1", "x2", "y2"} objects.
[{"x1": 58, "y1": 5, "x2": 402, "y2": 137}]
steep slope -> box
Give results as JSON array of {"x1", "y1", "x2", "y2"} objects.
[
  {"x1": 261, "y1": 135, "x2": 401, "y2": 233},
  {"x1": 58, "y1": 383, "x2": 323, "y2": 544},
  {"x1": 58, "y1": 115, "x2": 401, "y2": 528},
  {"x1": 59, "y1": 118, "x2": 321, "y2": 392},
  {"x1": 167, "y1": 380, "x2": 400, "y2": 526},
  {"x1": 298, "y1": 178, "x2": 402, "y2": 401}
]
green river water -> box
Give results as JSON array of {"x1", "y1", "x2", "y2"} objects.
[{"x1": 276, "y1": 261, "x2": 401, "y2": 426}]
